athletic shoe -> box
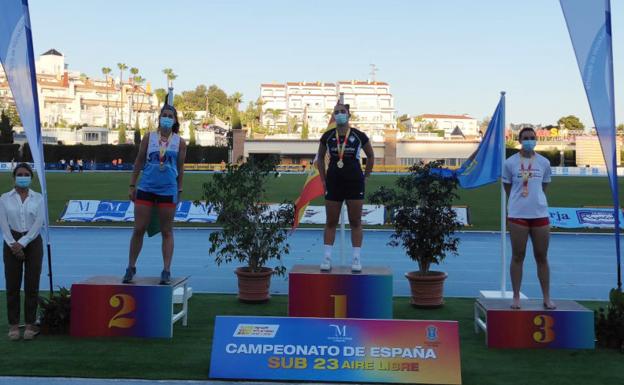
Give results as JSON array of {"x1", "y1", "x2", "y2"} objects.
[
  {"x1": 7, "y1": 325, "x2": 19, "y2": 341},
  {"x1": 23, "y1": 325, "x2": 39, "y2": 340},
  {"x1": 160, "y1": 270, "x2": 171, "y2": 285},
  {"x1": 122, "y1": 267, "x2": 136, "y2": 283},
  {"x1": 320, "y1": 256, "x2": 332, "y2": 271},
  {"x1": 351, "y1": 256, "x2": 362, "y2": 273}
]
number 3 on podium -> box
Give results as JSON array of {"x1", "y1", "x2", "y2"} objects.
[
  {"x1": 108, "y1": 294, "x2": 136, "y2": 328},
  {"x1": 532, "y1": 314, "x2": 555, "y2": 343}
]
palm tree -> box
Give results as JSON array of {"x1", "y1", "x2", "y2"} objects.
[
  {"x1": 162, "y1": 68, "x2": 177, "y2": 89},
  {"x1": 128, "y1": 67, "x2": 139, "y2": 127},
  {"x1": 117, "y1": 63, "x2": 128, "y2": 126},
  {"x1": 230, "y1": 91, "x2": 243, "y2": 111},
  {"x1": 133, "y1": 76, "x2": 146, "y2": 128},
  {"x1": 101, "y1": 67, "x2": 112, "y2": 128},
  {"x1": 265, "y1": 108, "x2": 283, "y2": 134}
]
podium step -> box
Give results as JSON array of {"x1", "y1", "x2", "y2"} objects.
[
  {"x1": 474, "y1": 298, "x2": 594, "y2": 349},
  {"x1": 288, "y1": 264, "x2": 393, "y2": 319}
]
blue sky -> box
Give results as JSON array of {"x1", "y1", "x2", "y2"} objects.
[{"x1": 29, "y1": 0, "x2": 623, "y2": 126}]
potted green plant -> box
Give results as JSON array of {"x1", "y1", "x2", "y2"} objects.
[
  {"x1": 38, "y1": 287, "x2": 71, "y2": 334},
  {"x1": 595, "y1": 288, "x2": 624, "y2": 352},
  {"x1": 370, "y1": 160, "x2": 461, "y2": 307},
  {"x1": 202, "y1": 156, "x2": 294, "y2": 302}
]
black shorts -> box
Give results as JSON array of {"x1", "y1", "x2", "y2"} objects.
[
  {"x1": 325, "y1": 178, "x2": 365, "y2": 202},
  {"x1": 135, "y1": 189, "x2": 176, "y2": 207}
]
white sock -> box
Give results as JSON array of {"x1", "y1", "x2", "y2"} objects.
[
  {"x1": 324, "y1": 244, "x2": 333, "y2": 259},
  {"x1": 353, "y1": 247, "x2": 361, "y2": 259}
]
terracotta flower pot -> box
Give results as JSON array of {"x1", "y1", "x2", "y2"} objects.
[
  {"x1": 405, "y1": 271, "x2": 448, "y2": 308},
  {"x1": 235, "y1": 267, "x2": 273, "y2": 303}
]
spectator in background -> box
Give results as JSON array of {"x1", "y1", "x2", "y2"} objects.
[
  {"x1": 69, "y1": 159, "x2": 74, "y2": 173},
  {"x1": 60, "y1": 159, "x2": 66, "y2": 171},
  {"x1": 77, "y1": 159, "x2": 83, "y2": 173}
]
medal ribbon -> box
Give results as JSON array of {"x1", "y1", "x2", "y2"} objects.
[
  {"x1": 334, "y1": 127, "x2": 351, "y2": 164},
  {"x1": 520, "y1": 157, "x2": 533, "y2": 197},
  {"x1": 159, "y1": 134, "x2": 171, "y2": 167}
]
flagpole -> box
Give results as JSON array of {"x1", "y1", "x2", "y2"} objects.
[
  {"x1": 340, "y1": 203, "x2": 346, "y2": 266},
  {"x1": 500, "y1": 91, "x2": 507, "y2": 297}
]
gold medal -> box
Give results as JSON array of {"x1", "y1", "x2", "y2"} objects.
[
  {"x1": 334, "y1": 127, "x2": 351, "y2": 170},
  {"x1": 158, "y1": 134, "x2": 170, "y2": 172},
  {"x1": 520, "y1": 157, "x2": 533, "y2": 197}
]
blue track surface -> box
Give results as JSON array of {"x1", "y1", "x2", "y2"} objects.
[{"x1": 4, "y1": 227, "x2": 620, "y2": 301}]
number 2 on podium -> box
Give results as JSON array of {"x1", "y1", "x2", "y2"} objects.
[
  {"x1": 108, "y1": 294, "x2": 136, "y2": 328},
  {"x1": 532, "y1": 314, "x2": 555, "y2": 343},
  {"x1": 331, "y1": 295, "x2": 347, "y2": 318}
]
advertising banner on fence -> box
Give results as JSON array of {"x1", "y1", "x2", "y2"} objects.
[
  {"x1": 549, "y1": 207, "x2": 624, "y2": 229},
  {"x1": 60, "y1": 201, "x2": 385, "y2": 225},
  {"x1": 60, "y1": 200, "x2": 217, "y2": 223},
  {"x1": 209, "y1": 316, "x2": 461, "y2": 384}
]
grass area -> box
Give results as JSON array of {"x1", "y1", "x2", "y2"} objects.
[
  {"x1": 2, "y1": 171, "x2": 624, "y2": 231},
  {"x1": 0, "y1": 293, "x2": 621, "y2": 384}
]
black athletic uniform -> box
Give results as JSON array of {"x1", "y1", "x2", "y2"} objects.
[{"x1": 320, "y1": 127, "x2": 369, "y2": 201}]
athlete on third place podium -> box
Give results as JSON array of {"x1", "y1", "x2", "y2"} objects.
[{"x1": 316, "y1": 102, "x2": 374, "y2": 272}]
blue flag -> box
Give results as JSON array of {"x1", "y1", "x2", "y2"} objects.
[
  {"x1": 561, "y1": 0, "x2": 621, "y2": 289},
  {"x1": 0, "y1": 2, "x2": 51, "y2": 250},
  {"x1": 454, "y1": 94, "x2": 505, "y2": 189}
]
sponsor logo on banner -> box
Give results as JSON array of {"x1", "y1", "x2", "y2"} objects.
[
  {"x1": 577, "y1": 210, "x2": 614, "y2": 226},
  {"x1": 549, "y1": 207, "x2": 624, "y2": 229},
  {"x1": 328, "y1": 324, "x2": 352, "y2": 343},
  {"x1": 233, "y1": 324, "x2": 279, "y2": 338},
  {"x1": 94, "y1": 201, "x2": 132, "y2": 221},
  {"x1": 426, "y1": 325, "x2": 438, "y2": 342}
]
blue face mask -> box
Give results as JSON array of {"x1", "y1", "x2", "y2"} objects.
[
  {"x1": 160, "y1": 117, "x2": 174, "y2": 131},
  {"x1": 335, "y1": 113, "x2": 348, "y2": 125},
  {"x1": 15, "y1": 176, "x2": 31, "y2": 188},
  {"x1": 521, "y1": 139, "x2": 536, "y2": 151}
]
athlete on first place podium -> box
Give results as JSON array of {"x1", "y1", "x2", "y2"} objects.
[{"x1": 316, "y1": 100, "x2": 375, "y2": 272}]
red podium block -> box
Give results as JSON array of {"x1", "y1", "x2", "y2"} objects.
[
  {"x1": 474, "y1": 298, "x2": 594, "y2": 349},
  {"x1": 71, "y1": 276, "x2": 190, "y2": 338},
  {"x1": 288, "y1": 264, "x2": 393, "y2": 319}
]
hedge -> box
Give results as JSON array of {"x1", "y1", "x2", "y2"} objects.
[
  {"x1": 19, "y1": 144, "x2": 227, "y2": 164},
  {"x1": 505, "y1": 147, "x2": 576, "y2": 167},
  {"x1": 0, "y1": 144, "x2": 21, "y2": 162}
]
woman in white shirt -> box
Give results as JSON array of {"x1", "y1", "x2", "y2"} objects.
[
  {"x1": 502, "y1": 127, "x2": 555, "y2": 310},
  {"x1": 0, "y1": 163, "x2": 44, "y2": 340}
]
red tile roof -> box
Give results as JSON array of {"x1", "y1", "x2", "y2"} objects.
[{"x1": 418, "y1": 114, "x2": 475, "y2": 120}]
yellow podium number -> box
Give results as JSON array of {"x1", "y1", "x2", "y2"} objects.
[
  {"x1": 532, "y1": 314, "x2": 555, "y2": 343},
  {"x1": 108, "y1": 294, "x2": 136, "y2": 328},
  {"x1": 331, "y1": 295, "x2": 347, "y2": 318}
]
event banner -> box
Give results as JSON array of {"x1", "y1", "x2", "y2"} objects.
[
  {"x1": 209, "y1": 316, "x2": 461, "y2": 384},
  {"x1": 549, "y1": 207, "x2": 624, "y2": 229}
]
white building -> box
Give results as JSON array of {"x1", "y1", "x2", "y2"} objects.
[
  {"x1": 407, "y1": 114, "x2": 479, "y2": 137},
  {"x1": 0, "y1": 48, "x2": 160, "y2": 129},
  {"x1": 259, "y1": 80, "x2": 396, "y2": 137}
]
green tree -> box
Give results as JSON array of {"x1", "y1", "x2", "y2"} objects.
[
  {"x1": 479, "y1": 116, "x2": 491, "y2": 134},
  {"x1": 118, "y1": 123, "x2": 127, "y2": 144},
  {"x1": 231, "y1": 109, "x2": 242, "y2": 130},
  {"x1": 154, "y1": 88, "x2": 167, "y2": 104},
  {"x1": 301, "y1": 120, "x2": 309, "y2": 139},
  {"x1": 189, "y1": 121, "x2": 197, "y2": 146},
  {"x1": 134, "y1": 127, "x2": 141, "y2": 145},
  {"x1": 101, "y1": 67, "x2": 112, "y2": 128},
  {"x1": 229, "y1": 91, "x2": 243, "y2": 111},
  {"x1": 117, "y1": 63, "x2": 128, "y2": 125},
  {"x1": 617, "y1": 123, "x2": 624, "y2": 133},
  {"x1": 265, "y1": 108, "x2": 283, "y2": 133},
  {"x1": 207, "y1": 85, "x2": 229, "y2": 119},
  {"x1": 557, "y1": 115, "x2": 585, "y2": 131},
  {"x1": 0, "y1": 110, "x2": 14, "y2": 144}
]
